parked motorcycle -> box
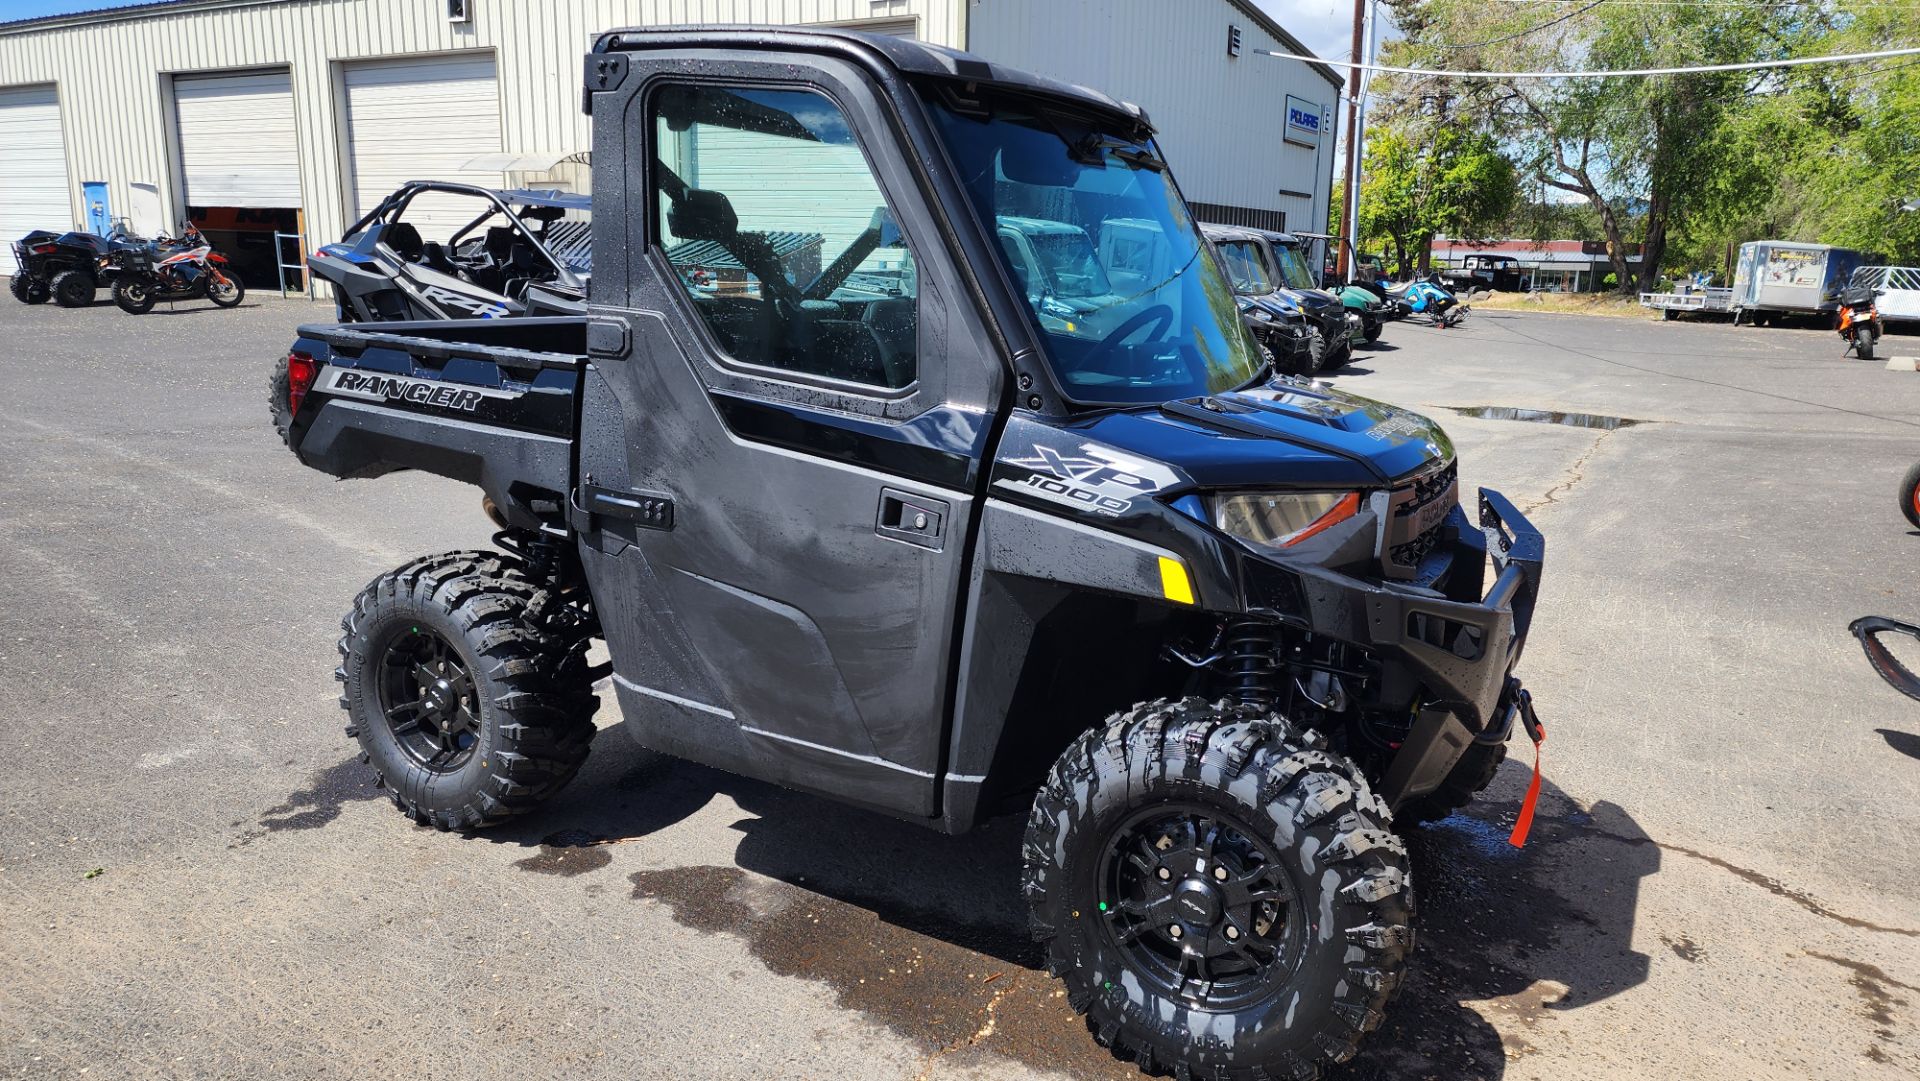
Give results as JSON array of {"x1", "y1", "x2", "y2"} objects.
[
  {"x1": 1838, "y1": 282, "x2": 1885, "y2": 360},
  {"x1": 1386, "y1": 274, "x2": 1469, "y2": 327},
  {"x1": 107, "y1": 225, "x2": 244, "y2": 314}
]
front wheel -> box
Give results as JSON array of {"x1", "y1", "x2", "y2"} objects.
[
  {"x1": 113, "y1": 278, "x2": 156, "y2": 315},
  {"x1": 1303, "y1": 326, "x2": 1328, "y2": 374},
  {"x1": 1899, "y1": 462, "x2": 1920, "y2": 530},
  {"x1": 336, "y1": 551, "x2": 600, "y2": 830},
  {"x1": 1025, "y1": 697, "x2": 1413, "y2": 1079},
  {"x1": 208, "y1": 272, "x2": 245, "y2": 308}
]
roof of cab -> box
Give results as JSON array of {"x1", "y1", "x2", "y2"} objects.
[{"x1": 592, "y1": 25, "x2": 1150, "y2": 131}]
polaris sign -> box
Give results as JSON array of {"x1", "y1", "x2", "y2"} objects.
[{"x1": 1284, "y1": 96, "x2": 1323, "y2": 149}]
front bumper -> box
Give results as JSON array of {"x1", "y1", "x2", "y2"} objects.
[{"x1": 1237, "y1": 486, "x2": 1544, "y2": 732}]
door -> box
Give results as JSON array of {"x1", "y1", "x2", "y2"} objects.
[
  {"x1": 83, "y1": 182, "x2": 111, "y2": 236},
  {"x1": 0, "y1": 84, "x2": 73, "y2": 275},
  {"x1": 342, "y1": 54, "x2": 502, "y2": 237},
  {"x1": 172, "y1": 70, "x2": 301, "y2": 209},
  {"x1": 577, "y1": 58, "x2": 1003, "y2": 818}
]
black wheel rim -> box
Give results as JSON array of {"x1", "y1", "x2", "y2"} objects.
[
  {"x1": 375, "y1": 624, "x2": 482, "y2": 771},
  {"x1": 1095, "y1": 802, "x2": 1308, "y2": 1012}
]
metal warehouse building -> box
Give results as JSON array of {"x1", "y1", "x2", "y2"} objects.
[{"x1": 0, "y1": 0, "x2": 1340, "y2": 285}]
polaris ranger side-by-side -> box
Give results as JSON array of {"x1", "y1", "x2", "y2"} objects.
[{"x1": 271, "y1": 28, "x2": 1547, "y2": 1079}]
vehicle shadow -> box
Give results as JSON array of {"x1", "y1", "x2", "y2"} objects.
[
  {"x1": 1876, "y1": 727, "x2": 1920, "y2": 761},
  {"x1": 141, "y1": 303, "x2": 262, "y2": 316},
  {"x1": 479, "y1": 728, "x2": 1654, "y2": 1079}
]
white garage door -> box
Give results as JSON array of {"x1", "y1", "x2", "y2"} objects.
[
  {"x1": 0, "y1": 84, "x2": 73, "y2": 276},
  {"x1": 343, "y1": 54, "x2": 502, "y2": 237},
  {"x1": 173, "y1": 70, "x2": 301, "y2": 208}
]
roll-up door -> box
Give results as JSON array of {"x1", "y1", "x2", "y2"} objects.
[
  {"x1": 343, "y1": 54, "x2": 502, "y2": 237},
  {"x1": 173, "y1": 70, "x2": 301, "y2": 209},
  {"x1": 0, "y1": 85, "x2": 73, "y2": 276}
]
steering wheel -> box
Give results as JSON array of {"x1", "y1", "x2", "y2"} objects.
[{"x1": 1076, "y1": 303, "x2": 1175, "y2": 376}]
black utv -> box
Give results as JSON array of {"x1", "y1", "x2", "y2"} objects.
[
  {"x1": 270, "y1": 27, "x2": 1547, "y2": 1080},
  {"x1": 1203, "y1": 223, "x2": 1355, "y2": 373},
  {"x1": 9, "y1": 227, "x2": 126, "y2": 307}
]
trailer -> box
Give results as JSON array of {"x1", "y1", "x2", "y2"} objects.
[
  {"x1": 1728, "y1": 241, "x2": 1875, "y2": 325},
  {"x1": 1639, "y1": 282, "x2": 1735, "y2": 320},
  {"x1": 1851, "y1": 266, "x2": 1920, "y2": 326}
]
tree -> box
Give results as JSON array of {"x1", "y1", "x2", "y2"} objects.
[
  {"x1": 1359, "y1": 126, "x2": 1517, "y2": 277},
  {"x1": 1375, "y1": 0, "x2": 1789, "y2": 293}
]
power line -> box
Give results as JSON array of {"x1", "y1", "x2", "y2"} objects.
[{"x1": 1257, "y1": 44, "x2": 1920, "y2": 78}]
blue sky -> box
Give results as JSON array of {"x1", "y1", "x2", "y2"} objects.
[
  {"x1": 6, "y1": 0, "x2": 1371, "y2": 59},
  {"x1": 2, "y1": 0, "x2": 131, "y2": 20}
]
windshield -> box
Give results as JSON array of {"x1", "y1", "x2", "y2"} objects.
[
  {"x1": 1272, "y1": 244, "x2": 1318, "y2": 291},
  {"x1": 1217, "y1": 240, "x2": 1275, "y2": 295},
  {"x1": 927, "y1": 89, "x2": 1260, "y2": 404}
]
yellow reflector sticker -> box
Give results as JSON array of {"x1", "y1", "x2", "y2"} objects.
[{"x1": 1158, "y1": 557, "x2": 1195, "y2": 605}]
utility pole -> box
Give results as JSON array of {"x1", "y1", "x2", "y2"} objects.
[{"x1": 1337, "y1": 0, "x2": 1366, "y2": 279}]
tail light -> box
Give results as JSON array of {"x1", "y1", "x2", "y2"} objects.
[
  {"x1": 286, "y1": 351, "x2": 319, "y2": 415},
  {"x1": 29, "y1": 243, "x2": 57, "y2": 255}
]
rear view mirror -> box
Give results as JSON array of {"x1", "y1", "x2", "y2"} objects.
[
  {"x1": 668, "y1": 188, "x2": 738, "y2": 242},
  {"x1": 998, "y1": 145, "x2": 1080, "y2": 188}
]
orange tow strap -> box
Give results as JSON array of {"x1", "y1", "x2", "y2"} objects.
[{"x1": 1508, "y1": 690, "x2": 1545, "y2": 849}]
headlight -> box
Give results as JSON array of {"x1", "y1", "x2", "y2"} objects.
[{"x1": 1212, "y1": 490, "x2": 1361, "y2": 550}]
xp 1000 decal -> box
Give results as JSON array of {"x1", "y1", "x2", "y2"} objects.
[{"x1": 995, "y1": 440, "x2": 1181, "y2": 517}]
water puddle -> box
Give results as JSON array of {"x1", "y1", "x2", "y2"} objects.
[
  {"x1": 627, "y1": 865, "x2": 1133, "y2": 1078},
  {"x1": 1449, "y1": 406, "x2": 1645, "y2": 430}
]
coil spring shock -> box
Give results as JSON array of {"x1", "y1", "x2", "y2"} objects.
[{"x1": 1220, "y1": 618, "x2": 1282, "y2": 708}]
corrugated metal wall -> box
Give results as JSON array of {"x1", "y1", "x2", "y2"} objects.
[
  {"x1": 966, "y1": 0, "x2": 1340, "y2": 237},
  {"x1": 0, "y1": 0, "x2": 962, "y2": 262}
]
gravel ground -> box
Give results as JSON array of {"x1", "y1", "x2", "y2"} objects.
[{"x1": 0, "y1": 293, "x2": 1915, "y2": 1080}]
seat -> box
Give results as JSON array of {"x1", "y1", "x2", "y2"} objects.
[{"x1": 381, "y1": 221, "x2": 425, "y2": 262}]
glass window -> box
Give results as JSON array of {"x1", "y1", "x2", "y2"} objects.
[
  {"x1": 927, "y1": 89, "x2": 1258, "y2": 405},
  {"x1": 651, "y1": 83, "x2": 917, "y2": 389},
  {"x1": 1217, "y1": 240, "x2": 1273, "y2": 294},
  {"x1": 1271, "y1": 243, "x2": 1319, "y2": 291}
]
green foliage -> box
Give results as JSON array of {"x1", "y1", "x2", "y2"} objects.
[
  {"x1": 1359, "y1": 126, "x2": 1517, "y2": 276},
  {"x1": 1366, "y1": 0, "x2": 1920, "y2": 289}
]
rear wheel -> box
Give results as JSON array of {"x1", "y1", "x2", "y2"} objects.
[
  {"x1": 336, "y1": 551, "x2": 599, "y2": 830},
  {"x1": 50, "y1": 270, "x2": 93, "y2": 308},
  {"x1": 9, "y1": 274, "x2": 49, "y2": 305},
  {"x1": 1857, "y1": 327, "x2": 1877, "y2": 361},
  {"x1": 112, "y1": 278, "x2": 155, "y2": 315},
  {"x1": 1663, "y1": 307, "x2": 1679, "y2": 321},
  {"x1": 1899, "y1": 461, "x2": 1920, "y2": 530},
  {"x1": 1026, "y1": 697, "x2": 1413, "y2": 1080}
]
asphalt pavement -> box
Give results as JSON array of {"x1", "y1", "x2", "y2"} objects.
[{"x1": 1, "y1": 293, "x2": 1916, "y2": 1080}]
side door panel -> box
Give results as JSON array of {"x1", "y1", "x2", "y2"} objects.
[{"x1": 576, "y1": 52, "x2": 1003, "y2": 818}]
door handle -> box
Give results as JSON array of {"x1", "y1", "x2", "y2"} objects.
[{"x1": 876, "y1": 488, "x2": 947, "y2": 551}]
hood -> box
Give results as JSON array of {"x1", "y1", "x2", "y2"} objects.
[{"x1": 1067, "y1": 377, "x2": 1454, "y2": 490}]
